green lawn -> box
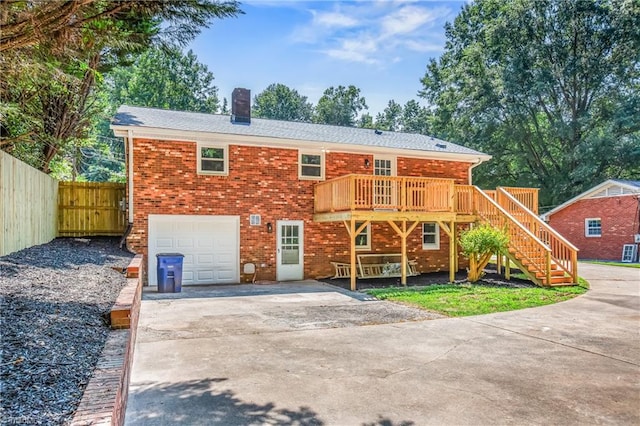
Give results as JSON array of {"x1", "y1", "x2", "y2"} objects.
[
  {"x1": 583, "y1": 261, "x2": 640, "y2": 269},
  {"x1": 366, "y1": 283, "x2": 588, "y2": 317}
]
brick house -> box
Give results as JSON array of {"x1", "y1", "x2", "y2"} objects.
[
  {"x1": 542, "y1": 180, "x2": 640, "y2": 262},
  {"x1": 111, "y1": 89, "x2": 577, "y2": 289}
]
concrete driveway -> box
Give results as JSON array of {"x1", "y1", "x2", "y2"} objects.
[{"x1": 125, "y1": 264, "x2": 639, "y2": 425}]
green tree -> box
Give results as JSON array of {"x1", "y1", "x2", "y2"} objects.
[
  {"x1": 357, "y1": 113, "x2": 375, "y2": 129},
  {"x1": 401, "y1": 100, "x2": 431, "y2": 135},
  {"x1": 1, "y1": 0, "x2": 241, "y2": 174},
  {"x1": 420, "y1": 0, "x2": 640, "y2": 207},
  {"x1": 375, "y1": 100, "x2": 403, "y2": 131},
  {"x1": 252, "y1": 83, "x2": 313, "y2": 122},
  {"x1": 314, "y1": 85, "x2": 368, "y2": 127},
  {"x1": 108, "y1": 47, "x2": 219, "y2": 113}
]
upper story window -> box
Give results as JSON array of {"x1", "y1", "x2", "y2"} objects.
[
  {"x1": 585, "y1": 218, "x2": 601, "y2": 237},
  {"x1": 422, "y1": 222, "x2": 440, "y2": 250},
  {"x1": 299, "y1": 151, "x2": 324, "y2": 180},
  {"x1": 198, "y1": 143, "x2": 228, "y2": 175},
  {"x1": 355, "y1": 221, "x2": 371, "y2": 251}
]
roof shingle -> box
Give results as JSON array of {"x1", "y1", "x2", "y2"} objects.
[{"x1": 112, "y1": 105, "x2": 488, "y2": 158}]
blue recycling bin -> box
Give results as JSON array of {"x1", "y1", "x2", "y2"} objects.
[{"x1": 156, "y1": 253, "x2": 184, "y2": 293}]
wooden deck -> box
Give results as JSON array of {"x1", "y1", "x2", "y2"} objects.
[{"x1": 313, "y1": 174, "x2": 576, "y2": 290}]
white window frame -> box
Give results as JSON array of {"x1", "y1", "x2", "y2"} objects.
[
  {"x1": 249, "y1": 214, "x2": 261, "y2": 226},
  {"x1": 298, "y1": 151, "x2": 325, "y2": 180},
  {"x1": 585, "y1": 218, "x2": 602, "y2": 237},
  {"x1": 197, "y1": 142, "x2": 228, "y2": 175},
  {"x1": 422, "y1": 222, "x2": 440, "y2": 250},
  {"x1": 355, "y1": 222, "x2": 371, "y2": 251},
  {"x1": 621, "y1": 244, "x2": 637, "y2": 263}
]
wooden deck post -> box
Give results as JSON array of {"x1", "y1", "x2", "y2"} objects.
[
  {"x1": 350, "y1": 218, "x2": 357, "y2": 291},
  {"x1": 386, "y1": 220, "x2": 420, "y2": 287},
  {"x1": 401, "y1": 220, "x2": 407, "y2": 286},
  {"x1": 449, "y1": 220, "x2": 456, "y2": 283}
]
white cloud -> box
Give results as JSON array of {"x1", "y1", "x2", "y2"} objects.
[
  {"x1": 325, "y1": 48, "x2": 378, "y2": 65},
  {"x1": 291, "y1": 2, "x2": 454, "y2": 66},
  {"x1": 403, "y1": 39, "x2": 446, "y2": 53},
  {"x1": 323, "y1": 33, "x2": 380, "y2": 64},
  {"x1": 291, "y1": 9, "x2": 359, "y2": 43},
  {"x1": 314, "y1": 11, "x2": 359, "y2": 28},
  {"x1": 380, "y1": 6, "x2": 438, "y2": 37}
]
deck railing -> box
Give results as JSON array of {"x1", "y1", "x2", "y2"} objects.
[
  {"x1": 496, "y1": 188, "x2": 578, "y2": 282},
  {"x1": 500, "y1": 187, "x2": 539, "y2": 214},
  {"x1": 314, "y1": 174, "x2": 455, "y2": 213},
  {"x1": 455, "y1": 185, "x2": 476, "y2": 215}
]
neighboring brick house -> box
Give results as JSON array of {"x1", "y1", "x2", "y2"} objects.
[
  {"x1": 542, "y1": 180, "x2": 640, "y2": 262},
  {"x1": 111, "y1": 89, "x2": 573, "y2": 288}
]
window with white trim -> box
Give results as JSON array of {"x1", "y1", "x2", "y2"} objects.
[
  {"x1": 422, "y1": 222, "x2": 440, "y2": 250},
  {"x1": 585, "y1": 218, "x2": 602, "y2": 237},
  {"x1": 299, "y1": 152, "x2": 324, "y2": 179},
  {"x1": 198, "y1": 143, "x2": 228, "y2": 175},
  {"x1": 249, "y1": 214, "x2": 261, "y2": 226},
  {"x1": 355, "y1": 222, "x2": 371, "y2": 251}
]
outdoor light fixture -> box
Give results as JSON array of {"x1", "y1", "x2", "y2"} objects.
[
  {"x1": 266, "y1": 222, "x2": 273, "y2": 233},
  {"x1": 364, "y1": 158, "x2": 370, "y2": 168}
]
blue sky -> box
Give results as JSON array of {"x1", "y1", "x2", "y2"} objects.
[{"x1": 187, "y1": 1, "x2": 466, "y2": 116}]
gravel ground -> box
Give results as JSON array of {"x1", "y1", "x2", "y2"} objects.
[{"x1": 0, "y1": 238, "x2": 133, "y2": 425}]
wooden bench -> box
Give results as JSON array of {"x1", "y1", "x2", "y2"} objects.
[{"x1": 331, "y1": 254, "x2": 419, "y2": 279}]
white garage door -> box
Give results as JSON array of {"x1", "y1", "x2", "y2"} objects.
[{"x1": 148, "y1": 215, "x2": 240, "y2": 286}]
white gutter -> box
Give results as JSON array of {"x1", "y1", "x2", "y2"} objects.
[{"x1": 468, "y1": 158, "x2": 486, "y2": 185}]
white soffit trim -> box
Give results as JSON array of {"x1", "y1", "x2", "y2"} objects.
[{"x1": 111, "y1": 126, "x2": 492, "y2": 164}]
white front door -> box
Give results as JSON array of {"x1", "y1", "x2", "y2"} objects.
[{"x1": 276, "y1": 220, "x2": 304, "y2": 281}]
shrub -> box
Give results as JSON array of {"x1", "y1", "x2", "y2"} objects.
[{"x1": 459, "y1": 224, "x2": 509, "y2": 282}]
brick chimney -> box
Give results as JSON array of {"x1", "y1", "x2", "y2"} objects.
[{"x1": 231, "y1": 88, "x2": 251, "y2": 124}]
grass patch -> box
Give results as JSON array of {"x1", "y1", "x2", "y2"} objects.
[
  {"x1": 583, "y1": 261, "x2": 640, "y2": 269},
  {"x1": 366, "y1": 283, "x2": 587, "y2": 317},
  {"x1": 511, "y1": 273, "x2": 589, "y2": 289}
]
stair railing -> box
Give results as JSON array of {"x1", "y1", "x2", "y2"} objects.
[
  {"x1": 495, "y1": 188, "x2": 579, "y2": 283},
  {"x1": 471, "y1": 187, "x2": 552, "y2": 284}
]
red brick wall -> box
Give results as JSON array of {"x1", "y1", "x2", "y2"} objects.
[
  {"x1": 548, "y1": 195, "x2": 640, "y2": 260},
  {"x1": 128, "y1": 138, "x2": 473, "y2": 281},
  {"x1": 398, "y1": 157, "x2": 470, "y2": 184}
]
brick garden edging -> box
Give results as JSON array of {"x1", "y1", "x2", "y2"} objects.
[{"x1": 71, "y1": 254, "x2": 144, "y2": 426}]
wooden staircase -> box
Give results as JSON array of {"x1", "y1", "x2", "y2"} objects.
[{"x1": 470, "y1": 187, "x2": 579, "y2": 287}]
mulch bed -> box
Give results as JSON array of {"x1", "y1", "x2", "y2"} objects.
[
  {"x1": 0, "y1": 237, "x2": 133, "y2": 425},
  {"x1": 322, "y1": 269, "x2": 537, "y2": 291}
]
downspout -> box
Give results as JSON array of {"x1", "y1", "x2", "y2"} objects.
[
  {"x1": 127, "y1": 129, "x2": 134, "y2": 224},
  {"x1": 119, "y1": 129, "x2": 135, "y2": 250},
  {"x1": 468, "y1": 158, "x2": 485, "y2": 185}
]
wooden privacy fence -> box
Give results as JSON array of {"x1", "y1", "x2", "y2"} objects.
[
  {"x1": 58, "y1": 182, "x2": 126, "y2": 237},
  {"x1": 1, "y1": 151, "x2": 58, "y2": 256}
]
